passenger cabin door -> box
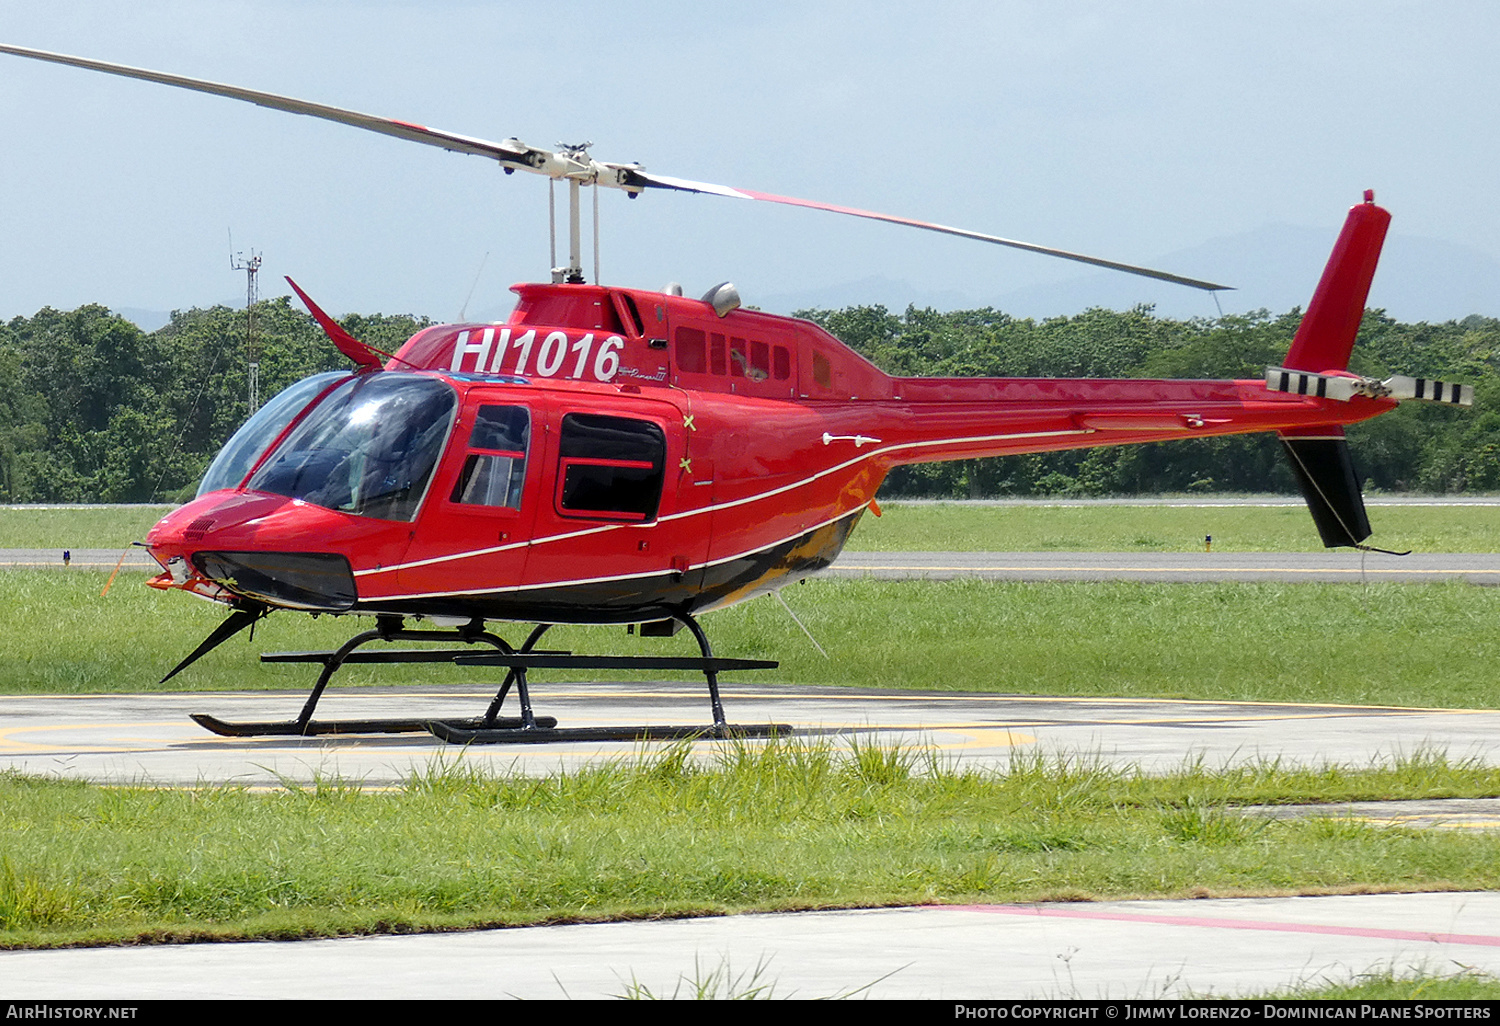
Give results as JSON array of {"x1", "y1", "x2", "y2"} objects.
[
  {"x1": 522, "y1": 397, "x2": 704, "y2": 611},
  {"x1": 396, "y1": 400, "x2": 539, "y2": 600}
]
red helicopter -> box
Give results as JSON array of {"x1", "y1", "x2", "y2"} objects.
[{"x1": 1, "y1": 44, "x2": 1473, "y2": 743}]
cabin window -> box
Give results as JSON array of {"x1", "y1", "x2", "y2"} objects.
[
  {"x1": 750, "y1": 340, "x2": 770, "y2": 381},
  {"x1": 556, "y1": 413, "x2": 666, "y2": 522},
  {"x1": 514, "y1": 293, "x2": 623, "y2": 331},
  {"x1": 197, "y1": 370, "x2": 351, "y2": 497},
  {"x1": 729, "y1": 337, "x2": 747, "y2": 377},
  {"x1": 616, "y1": 292, "x2": 645, "y2": 337},
  {"x1": 451, "y1": 405, "x2": 529, "y2": 509},
  {"x1": 710, "y1": 333, "x2": 727, "y2": 375},
  {"x1": 773, "y1": 345, "x2": 792, "y2": 381},
  {"x1": 675, "y1": 327, "x2": 707, "y2": 374},
  {"x1": 813, "y1": 352, "x2": 833, "y2": 389}
]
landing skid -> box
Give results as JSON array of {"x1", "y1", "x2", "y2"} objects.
[
  {"x1": 186, "y1": 612, "x2": 786, "y2": 742},
  {"x1": 428, "y1": 721, "x2": 791, "y2": 745},
  {"x1": 190, "y1": 714, "x2": 555, "y2": 738}
]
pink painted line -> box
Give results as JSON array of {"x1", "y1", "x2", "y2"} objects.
[{"x1": 945, "y1": 904, "x2": 1500, "y2": 948}]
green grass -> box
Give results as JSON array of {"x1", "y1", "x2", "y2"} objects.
[
  {"x1": 1258, "y1": 965, "x2": 1500, "y2": 999},
  {"x1": 852, "y1": 500, "x2": 1500, "y2": 553},
  {"x1": 0, "y1": 505, "x2": 174, "y2": 548},
  {"x1": 4, "y1": 499, "x2": 1500, "y2": 552},
  {"x1": 4, "y1": 570, "x2": 1498, "y2": 710},
  {"x1": 6, "y1": 505, "x2": 1500, "y2": 963},
  {"x1": 4, "y1": 745, "x2": 1500, "y2": 949}
]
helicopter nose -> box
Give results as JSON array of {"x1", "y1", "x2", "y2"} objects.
[
  {"x1": 147, "y1": 492, "x2": 290, "y2": 559},
  {"x1": 146, "y1": 492, "x2": 359, "y2": 611},
  {"x1": 191, "y1": 550, "x2": 357, "y2": 611}
]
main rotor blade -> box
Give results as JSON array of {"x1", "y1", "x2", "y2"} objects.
[
  {"x1": 1, "y1": 42, "x2": 1231, "y2": 292},
  {"x1": 630, "y1": 171, "x2": 1231, "y2": 292},
  {"x1": 0, "y1": 43, "x2": 539, "y2": 168}
]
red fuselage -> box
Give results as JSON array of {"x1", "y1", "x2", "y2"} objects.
[{"x1": 146, "y1": 281, "x2": 1394, "y2": 625}]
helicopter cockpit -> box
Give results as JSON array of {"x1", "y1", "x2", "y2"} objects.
[{"x1": 240, "y1": 373, "x2": 457, "y2": 522}]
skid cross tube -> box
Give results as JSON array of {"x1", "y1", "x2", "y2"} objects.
[
  {"x1": 188, "y1": 612, "x2": 784, "y2": 742},
  {"x1": 459, "y1": 612, "x2": 765, "y2": 730},
  {"x1": 190, "y1": 615, "x2": 557, "y2": 737},
  {"x1": 291, "y1": 616, "x2": 525, "y2": 733},
  {"x1": 446, "y1": 611, "x2": 786, "y2": 744},
  {"x1": 482, "y1": 622, "x2": 553, "y2": 728}
]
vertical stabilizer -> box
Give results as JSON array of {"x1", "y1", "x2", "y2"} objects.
[
  {"x1": 1281, "y1": 191, "x2": 1391, "y2": 373},
  {"x1": 1280, "y1": 427, "x2": 1372, "y2": 548}
]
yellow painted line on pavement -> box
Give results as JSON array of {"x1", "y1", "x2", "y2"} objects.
[
  {"x1": 848, "y1": 563, "x2": 1497, "y2": 576},
  {"x1": 0, "y1": 720, "x2": 186, "y2": 753},
  {"x1": 1356, "y1": 814, "x2": 1500, "y2": 831},
  {"x1": 4, "y1": 688, "x2": 1485, "y2": 715}
]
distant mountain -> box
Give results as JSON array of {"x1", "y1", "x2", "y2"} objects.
[
  {"x1": 116, "y1": 307, "x2": 172, "y2": 332},
  {"x1": 755, "y1": 227, "x2": 1500, "y2": 323},
  {"x1": 757, "y1": 275, "x2": 983, "y2": 317}
]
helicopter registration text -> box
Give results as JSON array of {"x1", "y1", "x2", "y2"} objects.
[{"x1": 448, "y1": 327, "x2": 625, "y2": 382}]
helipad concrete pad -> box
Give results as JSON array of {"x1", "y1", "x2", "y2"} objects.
[
  {"x1": 3, "y1": 683, "x2": 1499, "y2": 787},
  {"x1": 5, "y1": 892, "x2": 1500, "y2": 999},
  {"x1": 8, "y1": 684, "x2": 1500, "y2": 1000}
]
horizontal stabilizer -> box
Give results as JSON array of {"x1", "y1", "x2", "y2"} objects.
[
  {"x1": 1280, "y1": 432, "x2": 1372, "y2": 548},
  {"x1": 1265, "y1": 367, "x2": 1361, "y2": 402},
  {"x1": 1266, "y1": 367, "x2": 1473, "y2": 407},
  {"x1": 1380, "y1": 375, "x2": 1473, "y2": 406}
]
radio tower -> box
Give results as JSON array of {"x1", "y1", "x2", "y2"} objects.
[{"x1": 230, "y1": 242, "x2": 263, "y2": 415}]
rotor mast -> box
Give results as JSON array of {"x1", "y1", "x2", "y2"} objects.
[{"x1": 549, "y1": 143, "x2": 610, "y2": 284}]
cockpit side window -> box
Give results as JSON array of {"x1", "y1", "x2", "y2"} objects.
[
  {"x1": 451, "y1": 404, "x2": 529, "y2": 509},
  {"x1": 555, "y1": 413, "x2": 666, "y2": 522}
]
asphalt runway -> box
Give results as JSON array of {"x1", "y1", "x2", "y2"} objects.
[{"x1": 8, "y1": 547, "x2": 1500, "y2": 584}]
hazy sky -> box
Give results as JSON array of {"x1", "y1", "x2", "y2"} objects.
[{"x1": 2, "y1": 1, "x2": 1496, "y2": 322}]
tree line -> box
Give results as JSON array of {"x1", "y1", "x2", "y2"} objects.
[
  {"x1": 1, "y1": 299, "x2": 1495, "y2": 503},
  {"x1": 0, "y1": 301, "x2": 426, "y2": 503},
  {"x1": 798, "y1": 304, "x2": 1500, "y2": 497}
]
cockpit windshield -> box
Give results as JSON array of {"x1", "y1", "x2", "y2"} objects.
[
  {"x1": 197, "y1": 371, "x2": 352, "y2": 497},
  {"x1": 246, "y1": 374, "x2": 457, "y2": 522}
]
